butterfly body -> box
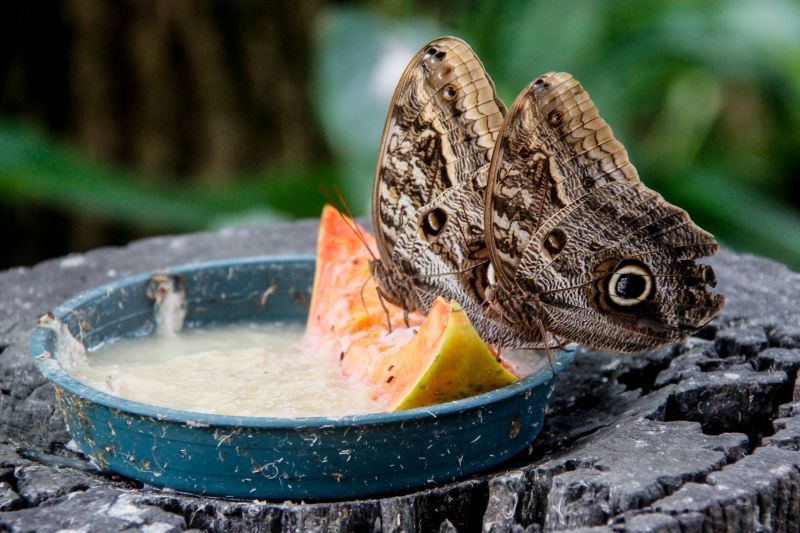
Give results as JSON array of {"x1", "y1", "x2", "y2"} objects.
[
  {"x1": 367, "y1": 258, "x2": 427, "y2": 314},
  {"x1": 372, "y1": 39, "x2": 724, "y2": 354}
]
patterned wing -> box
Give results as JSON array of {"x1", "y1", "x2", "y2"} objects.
[
  {"x1": 371, "y1": 36, "x2": 505, "y2": 311},
  {"x1": 486, "y1": 72, "x2": 724, "y2": 352}
]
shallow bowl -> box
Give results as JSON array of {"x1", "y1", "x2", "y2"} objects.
[{"x1": 30, "y1": 256, "x2": 574, "y2": 500}]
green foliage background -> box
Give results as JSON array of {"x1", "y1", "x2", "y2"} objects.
[{"x1": 2, "y1": 0, "x2": 799, "y2": 269}]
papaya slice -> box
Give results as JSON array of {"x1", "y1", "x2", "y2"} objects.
[{"x1": 304, "y1": 206, "x2": 517, "y2": 411}]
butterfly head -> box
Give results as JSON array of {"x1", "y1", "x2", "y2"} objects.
[{"x1": 368, "y1": 259, "x2": 427, "y2": 313}]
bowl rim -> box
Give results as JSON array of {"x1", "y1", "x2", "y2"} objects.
[{"x1": 30, "y1": 255, "x2": 576, "y2": 429}]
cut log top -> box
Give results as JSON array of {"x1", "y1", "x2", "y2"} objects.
[{"x1": 1, "y1": 220, "x2": 799, "y2": 532}]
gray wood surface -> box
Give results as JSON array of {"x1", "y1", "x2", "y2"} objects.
[{"x1": 1, "y1": 220, "x2": 799, "y2": 532}]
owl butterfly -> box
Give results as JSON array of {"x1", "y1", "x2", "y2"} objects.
[
  {"x1": 370, "y1": 36, "x2": 506, "y2": 316},
  {"x1": 372, "y1": 36, "x2": 724, "y2": 353}
]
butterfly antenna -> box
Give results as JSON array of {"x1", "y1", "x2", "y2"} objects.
[
  {"x1": 535, "y1": 318, "x2": 556, "y2": 375},
  {"x1": 359, "y1": 275, "x2": 373, "y2": 318},
  {"x1": 332, "y1": 185, "x2": 378, "y2": 262},
  {"x1": 375, "y1": 286, "x2": 393, "y2": 334},
  {"x1": 319, "y1": 184, "x2": 378, "y2": 262}
]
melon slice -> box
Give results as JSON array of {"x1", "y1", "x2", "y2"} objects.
[{"x1": 304, "y1": 206, "x2": 517, "y2": 411}]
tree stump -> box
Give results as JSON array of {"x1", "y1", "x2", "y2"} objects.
[{"x1": 1, "y1": 219, "x2": 799, "y2": 532}]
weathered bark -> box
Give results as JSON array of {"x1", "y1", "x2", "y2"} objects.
[{"x1": 1, "y1": 220, "x2": 800, "y2": 531}]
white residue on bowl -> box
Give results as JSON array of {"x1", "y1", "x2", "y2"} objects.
[{"x1": 38, "y1": 314, "x2": 89, "y2": 373}]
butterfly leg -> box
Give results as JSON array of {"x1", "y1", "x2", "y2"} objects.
[
  {"x1": 375, "y1": 286, "x2": 394, "y2": 334},
  {"x1": 534, "y1": 318, "x2": 556, "y2": 375},
  {"x1": 359, "y1": 276, "x2": 372, "y2": 317}
]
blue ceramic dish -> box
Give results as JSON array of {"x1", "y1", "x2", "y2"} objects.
[{"x1": 30, "y1": 256, "x2": 575, "y2": 500}]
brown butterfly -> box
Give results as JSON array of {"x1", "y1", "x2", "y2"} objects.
[
  {"x1": 371, "y1": 37, "x2": 724, "y2": 353},
  {"x1": 369, "y1": 37, "x2": 506, "y2": 317}
]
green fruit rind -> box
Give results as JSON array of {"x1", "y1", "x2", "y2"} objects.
[{"x1": 393, "y1": 303, "x2": 518, "y2": 411}]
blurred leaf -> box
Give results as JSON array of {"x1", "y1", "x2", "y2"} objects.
[
  {"x1": 672, "y1": 167, "x2": 800, "y2": 269},
  {"x1": 643, "y1": 68, "x2": 724, "y2": 171},
  {"x1": 486, "y1": 0, "x2": 607, "y2": 100},
  {"x1": 0, "y1": 122, "x2": 339, "y2": 231},
  {"x1": 441, "y1": 0, "x2": 800, "y2": 269},
  {"x1": 312, "y1": 6, "x2": 447, "y2": 214},
  {"x1": 0, "y1": 123, "x2": 213, "y2": 230}
]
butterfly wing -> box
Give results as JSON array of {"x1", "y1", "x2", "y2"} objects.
[
  {"x1": 486, "y1": 72, "x2": 724, "y2": 352},
  {"x1": 371, "y1": 36, "x2": 505, "y2": 311}
]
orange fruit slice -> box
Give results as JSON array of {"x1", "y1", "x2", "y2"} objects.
[{"x1": 305, "y1": 206, "x2": 517, "y2": 411}]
